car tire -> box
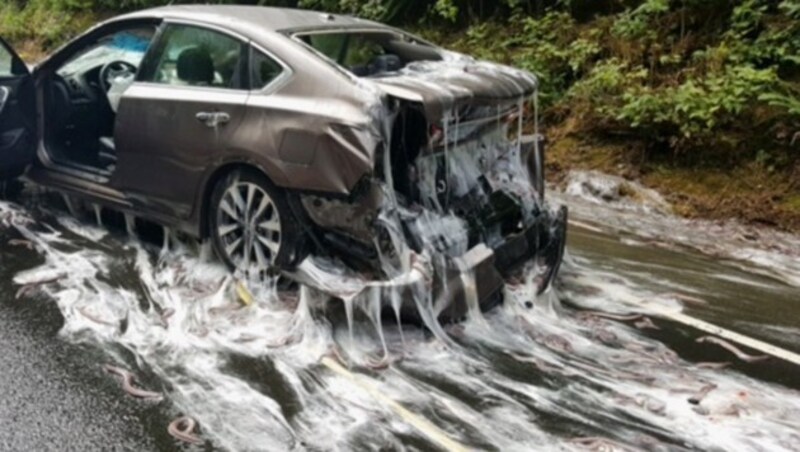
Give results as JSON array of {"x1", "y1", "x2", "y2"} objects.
[{"x1": 208, "y1": 169, "x2": 304, "y2": 273}]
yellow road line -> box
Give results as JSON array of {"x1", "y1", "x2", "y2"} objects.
[{"x1": 320, "y1": 357, "x2": 469, "y2": 452}]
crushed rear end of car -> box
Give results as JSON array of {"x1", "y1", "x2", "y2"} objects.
[{"x1": 293, "y1": 53, "x2": 567, "y2": 324}]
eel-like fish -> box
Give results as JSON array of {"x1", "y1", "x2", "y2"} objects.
[
  {"x1": 696, "y1": 361, "x2": 731, "y2": 369},
  {"x1": 168, "y1": 416, "x2": 203, "y2": 445},
  {"x1": 696, "y1": 336, "x2": 769, "y2": 363},
  {"x1": 103, "y1": 365, "x2": 163, "y2": 400},
  {"x1": 580, "y1": 311, "x2": 643, "y2": 322}
]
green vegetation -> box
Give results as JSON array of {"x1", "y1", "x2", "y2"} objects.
[{"x1": 2, "y1": 0, "x2": 799, "y2": 230}]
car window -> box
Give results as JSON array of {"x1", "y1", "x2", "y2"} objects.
[
  {"x1": 342, "y1": 36, "x2": 385, "y2": 68},
  {"x1": 307, "y1": 34, "x2": 347, "y2": 63},
  {"x1": 58, "y1": 27, "x2": 155, "y2": 78},
  {"x1": 299, "y1": 31, "x2": 439, "y2": 77},
  {"x1": 0, "y1": 46, "x2": 11, "y2": 76},
  {"x1": 0, "y1": 41, "x2": 22, "y2": 76},
  {"x1": 251, "y1": 48, "x2": 284, "y2": 89},
  {"x1": 145, "y1": 24, "x2": 246, "y2": 89},
  {"x1": 306, "y1": 33, "x2": 385, "y2": 68}
]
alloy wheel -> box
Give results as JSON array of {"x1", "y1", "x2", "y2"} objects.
[{"x1": 215, "y1": 181, "x2": 282, "y2": 271}]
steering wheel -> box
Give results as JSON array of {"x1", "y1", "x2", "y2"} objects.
[{"x1": 100, "y1": 60, "x2": 137, "y2": 92}]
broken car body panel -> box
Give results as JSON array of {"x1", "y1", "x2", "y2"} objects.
[
  {"x1": 0, "y1": 5, "x2": 567, "y2": 321},
  {"x1": 372, "y1": 58, "x2": 539, "y2": 120}
]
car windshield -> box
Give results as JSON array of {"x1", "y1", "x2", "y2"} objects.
[
  {"x1": 296, "y1": 30, "x2": 442, "y2": 77},
  {"x1": 58, "y1": 28, "x2": 154, "y2": 77}
]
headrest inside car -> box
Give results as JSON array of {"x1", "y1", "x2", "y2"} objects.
[
  {"x1": 177, "y1": 47, "x2": 214, "y2": 85},
  {"x1": 370, "y1": 54, "x2": 403, "y2": 74}
]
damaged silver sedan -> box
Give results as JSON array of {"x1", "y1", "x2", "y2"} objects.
[{"x1": 0, "y1": 5, "x2": 567, "y2": 321}]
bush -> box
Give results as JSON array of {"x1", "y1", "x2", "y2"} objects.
[
  {"x1": 613, "y1": 66, "x2": 779, "y2": 142},
  {"x1": 0, "y1": 0, "x2": 97, "y2": 50},
  {"x1": 2, "y1": 0, "x2": 799, "y2": 160}
]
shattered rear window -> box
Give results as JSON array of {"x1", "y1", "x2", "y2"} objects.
[{"x1": 295, "y1": 30, "x2": 442, "y2": 78}]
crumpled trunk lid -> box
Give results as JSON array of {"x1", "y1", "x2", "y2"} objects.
[{"x1": 370, "y1": 56, "x2": 538, "y2": 120}]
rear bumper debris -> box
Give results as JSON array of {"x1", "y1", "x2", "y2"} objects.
[{"x1": 290, "y1": 203, "x2": 568, "y2": 323}]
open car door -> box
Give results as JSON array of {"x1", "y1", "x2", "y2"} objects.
[{"x1": 0, "y1": 37, "x2": 36, "y2": 182}]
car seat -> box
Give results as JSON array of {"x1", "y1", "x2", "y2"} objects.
[{"x1": 176, "y1": 46, "x2": 214, "y2": 86}]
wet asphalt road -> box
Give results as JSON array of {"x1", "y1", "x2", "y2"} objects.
[
  {"x1": 1, "y1": 192, "x2": 799, "y2": 451},
  {"x1": 0, "y1": 225, "x2": 166, "y2": 451},
  {"x1": 0, "y1": 291, "x2": 158, "y2": 451}
]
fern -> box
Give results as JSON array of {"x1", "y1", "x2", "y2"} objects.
[{"x1": 759, "y1": 92, "x2": 800, "y2": 116}]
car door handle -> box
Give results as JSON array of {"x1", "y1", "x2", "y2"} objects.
[{"x1": 196, "y1": 111, "x2": 230, "y2": 127}]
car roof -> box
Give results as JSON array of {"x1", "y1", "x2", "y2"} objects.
[{"x1": 121, "y1": 5, "x2": 384, "y2": 33}]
